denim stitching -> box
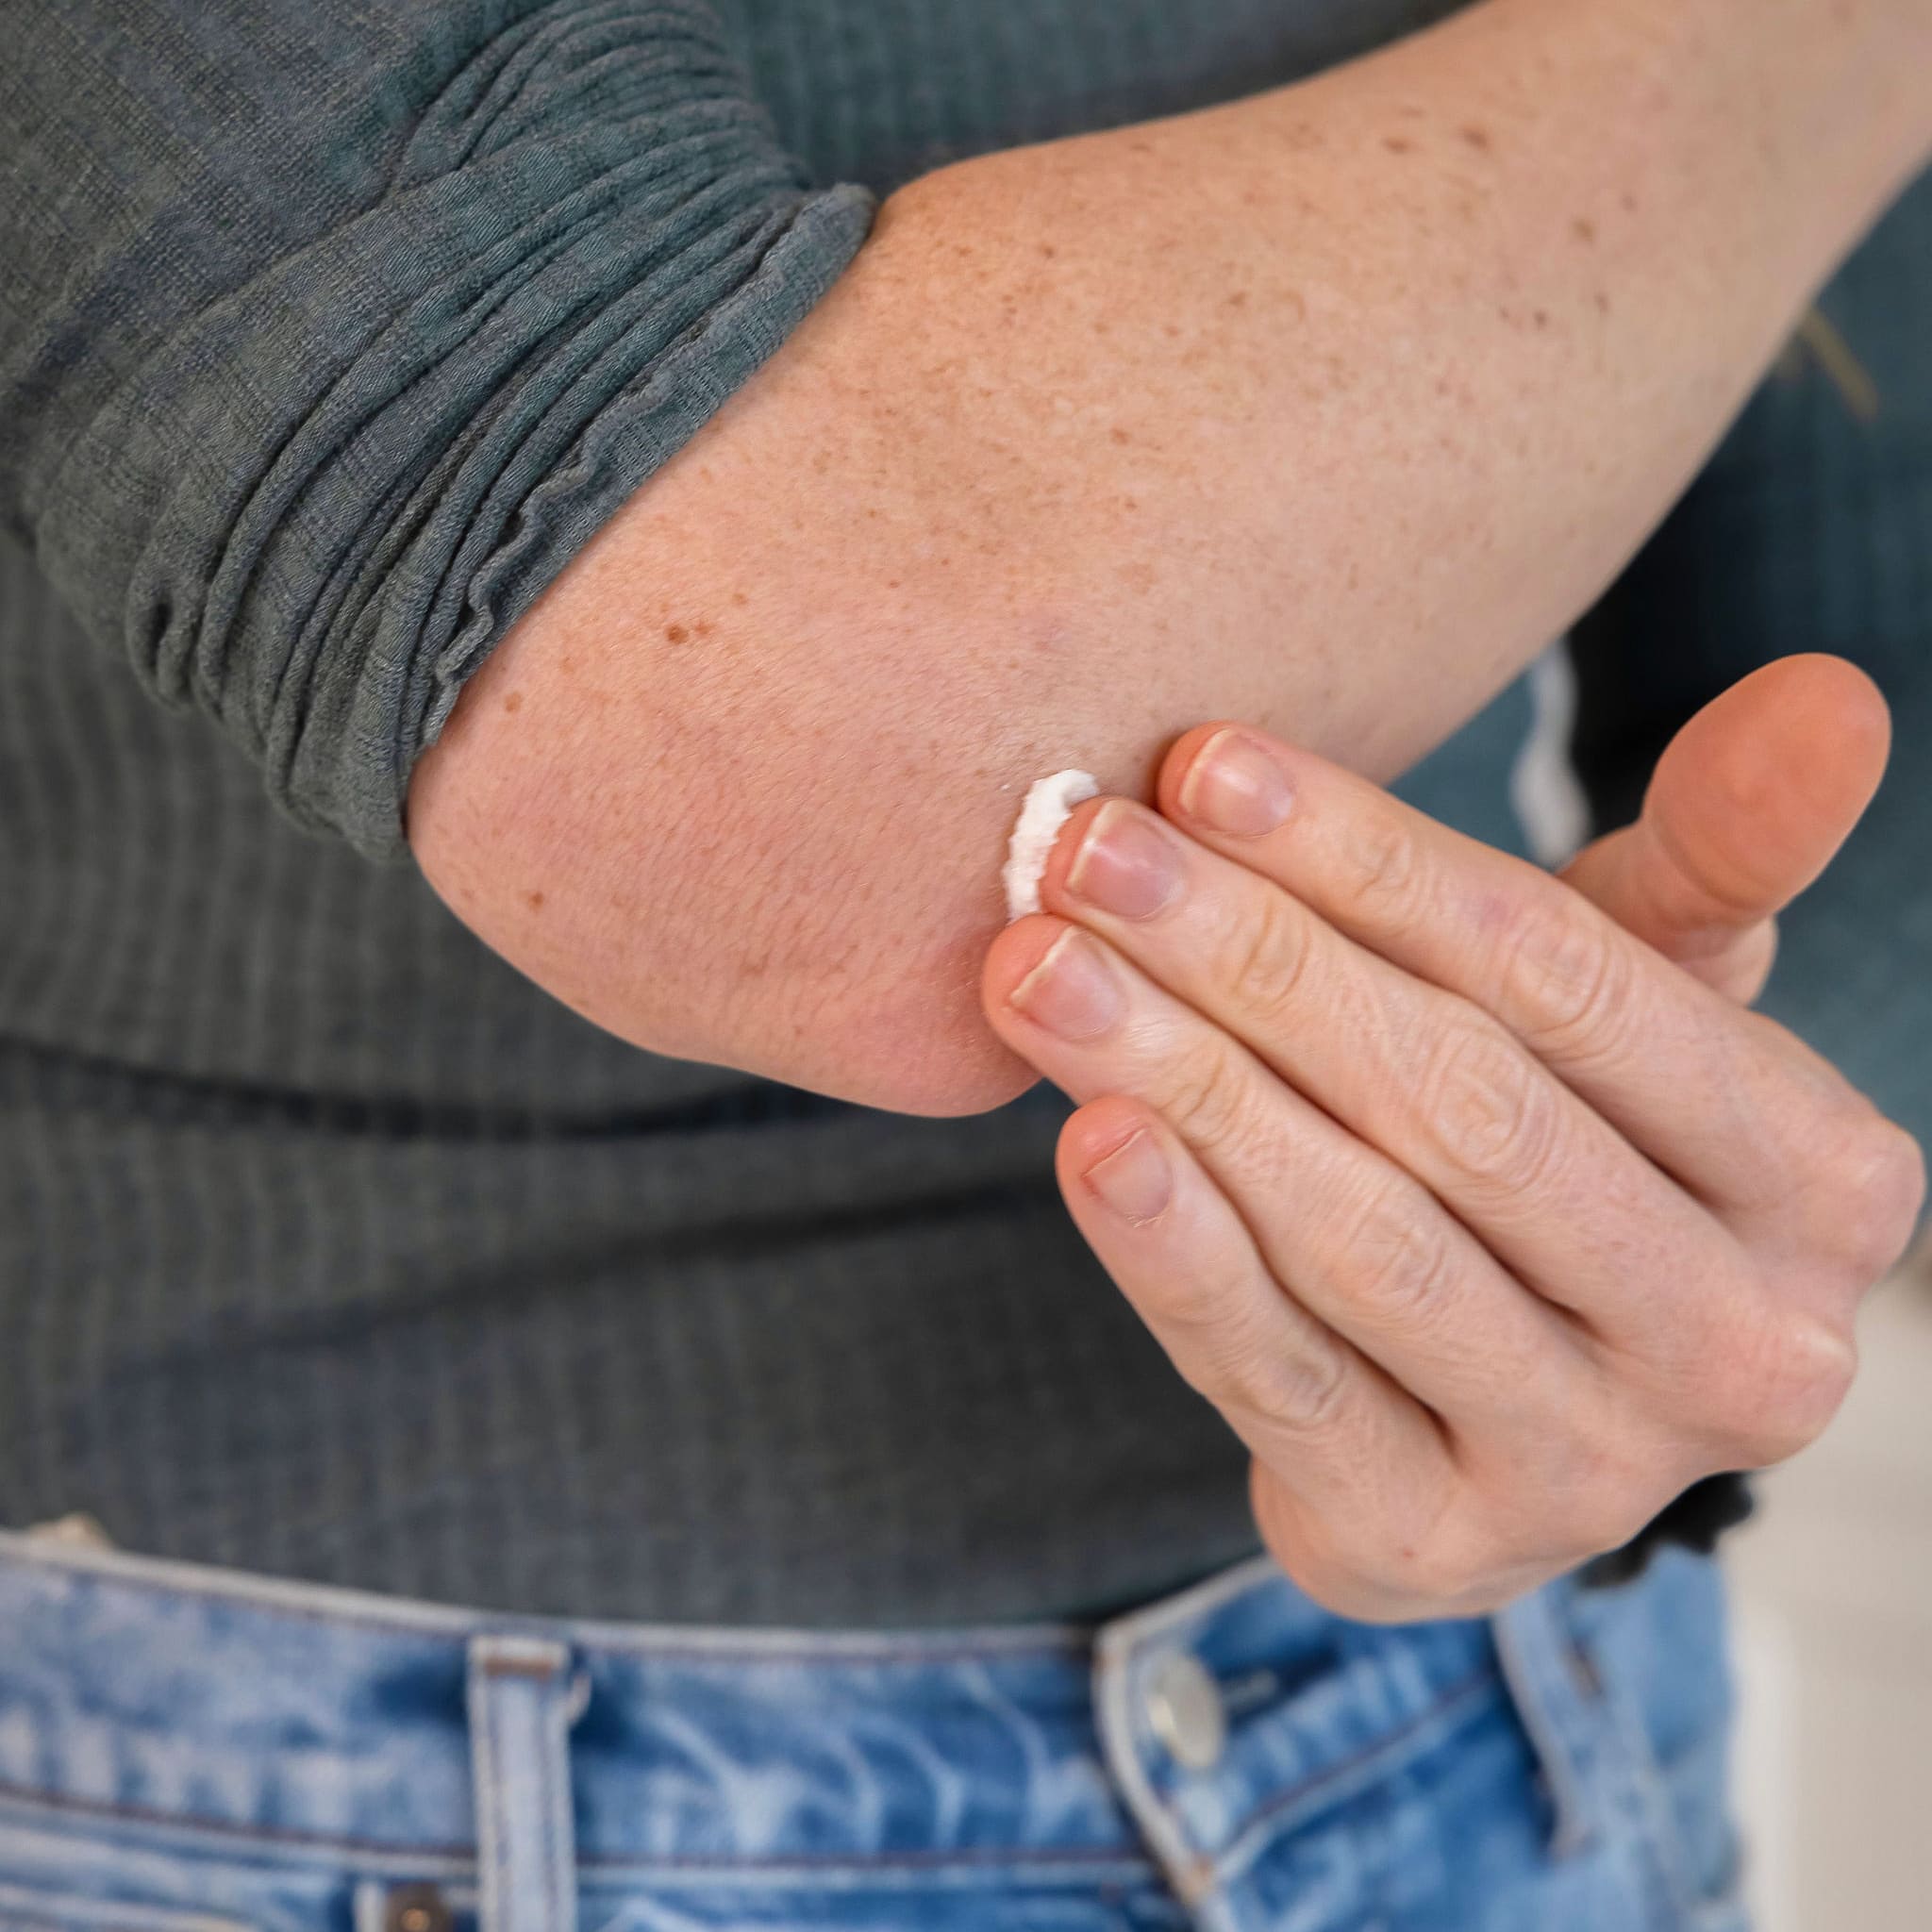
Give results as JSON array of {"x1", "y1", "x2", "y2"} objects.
[
  {"x1": 1213, "y1": 1663, "x2": 1496, "y2": 1874},
  {"x1": 0, "y1": 1780, "x2": 1155, "y2": 1873}
]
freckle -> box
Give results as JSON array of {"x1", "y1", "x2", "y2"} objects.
[
  {"x1": 1040, "y1": 243, "x2": 1057, "y2": 259},
  {"x1": 695, "y1": 617, "x2": 714, "y2": 636},
  {"x1": 664, "y1": 623, "x2": 688, "y2": 643},
  {"x1": 1619, "y1": 188, "x2": 1637, "y2": 211},
  {"x1": 1122, "y1": 496, "x2": 1139, "y2": 510},
  {"x1": 1109, "y1": 425, "x2": 1131, "y2": 443},
  {"x1": 1383, "y1": 135, "x2": 1415, "y2": 155},
  {"x1": 525, "y1": 890, "x2": 544, "y2": 911},
  {"x1": 558, "y1": 656, "x2": 575, "y2": 674},
  {"x1": 1533, "y1": 308, "x2": 1549, "y2": 329},
  {"x1": 1093, "y1": 318, "x2": 1111, "y2": 336},
  {"x1": 1572, "y1": 216, "x2": 1596, "y2": 243},
  {"x1": 1594, "y1": 290, "x2": 1610, "y2": 314},
  {"x1": 1163, "y1": 323, "x2": 1181, "y2": 339},
  {"x1": 731, "y1": 591, "x2": 747, "y2": 606},
  {"x1": 1226, "y1": 290, "x2": 1248, "y2": 308},
  {"x1": 502, "y1": 691, "x2": 524, "y2": 714},
  {"x1": 1459, "y1": 125, "x2": 1491, "y2": 152}
]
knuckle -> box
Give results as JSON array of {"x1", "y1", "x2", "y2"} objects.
[
  {"x1": 1498, "y1": 896, "x2": 1639, "y2": 1062},
  {"x1": 1417, "y1": 1016, "x2": 1565, "y2": 1203},
  {"x1": 1790, "y1": 1100, "x2": 1927, "y2": 1285},
  {"x1": 1343, "y1": 1192, "x2": 1464, "y2": 1337},
  {"x1": 1842, "y1": 1115, "x2": 1927, "y2": 1276},
  {"x1": 1336, "y1": 810, "x2": 1430, "y2": 933},
  {"x1": 1157, "y1": 1032, "x2": 1265, "y2": 1158},
  {"x1": 1714, "y1": 1311, "x2": 1857, "y2": 1467},
  {"x1": 1217, "y1": 888, "x2": 1314, "y2": 1032},
  {"x1": 1210, "y1": 1321, "x2": 1354, "y2": 1436}
]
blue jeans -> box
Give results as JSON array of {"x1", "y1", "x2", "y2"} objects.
[{"x1": 0, "y1": 1528, "x2": 1745, "y2": 1931}]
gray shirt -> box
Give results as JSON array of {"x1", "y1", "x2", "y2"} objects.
[{"x1": 6, "y1": 0, "x2": 1925, "y2": 1625}]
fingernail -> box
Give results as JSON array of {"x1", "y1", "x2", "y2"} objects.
[
  {"x1": 1083, "y1": 1127, "x2": 1173, "y2": 1223},
  {"x1": 1180, "y1": 729, "x2": 1294, "y2": 837},
  {"x1": 1008, "y1": 928, "x2": 1124, "y2": 1040},
  {"x1": 1067, "y1": 801, "x2": 1183, "y2": 920}
]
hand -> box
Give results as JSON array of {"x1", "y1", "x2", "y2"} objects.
[{"x1": 979, "y1": 655, "x2": 1924, "y2": 1621}]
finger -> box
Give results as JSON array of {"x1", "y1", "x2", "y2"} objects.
[
  {"x1": 1047, "y1": 1091, "x2": 1457, "y2": 1541},
  {"x1": 1019, "y1": 796, "x2": 1744, "y2": 1357},
  {"x1": 1559, "y1": 655, "x2": 1890, "y2": 1004},
  {"x1": 1154, "y1": 721, "x2": 1845, "y2": 1215},
  {"x1": 984, "y1": 912, "x2": 1630, "y2": 1423}
]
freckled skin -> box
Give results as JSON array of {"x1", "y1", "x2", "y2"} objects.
[
  {"x1": 502, "y1": 691, "x2": 523, "y2": 714},
  {"x1": 406, "y1": 0, "x2": 1932, "y2": 1115}
]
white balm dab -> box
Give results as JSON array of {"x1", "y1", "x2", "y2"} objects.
[{"x1": 1002, "y1": 769, "x2": 1100, "y2": 922}]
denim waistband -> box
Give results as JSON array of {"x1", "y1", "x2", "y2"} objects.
[{"x1": 0, "y1": 1524, "x2": 1611, "y2": 1925}]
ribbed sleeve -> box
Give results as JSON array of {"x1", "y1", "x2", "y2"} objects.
[{"x1": 0, "y1": 0, "x2": 874, "y2": 861}]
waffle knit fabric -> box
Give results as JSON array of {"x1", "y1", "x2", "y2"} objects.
[{"x1": 3, "y1": 0, "x2": 1925, "y2": 1624}]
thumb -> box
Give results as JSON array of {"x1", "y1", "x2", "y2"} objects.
[{"x1": 1558, "y1": 654, "x2": 1890, "y2": 1004}]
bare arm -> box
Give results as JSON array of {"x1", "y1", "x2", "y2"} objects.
[{"x1": 407, "y1": 0, "x2": 1932, "y2": 1117}]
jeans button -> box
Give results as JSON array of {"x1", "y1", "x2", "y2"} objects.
[
  {"x1": 384, "y1": 1886, "x2": 453, "y2": 1932},
  {"x1": 1144, "y1": 1650, "x2": 1226, "y2": 1771}
]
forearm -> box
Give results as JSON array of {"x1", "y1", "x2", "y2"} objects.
[{"x1": 407, "y1": 0, "x2": 1932, "y2": 1115}]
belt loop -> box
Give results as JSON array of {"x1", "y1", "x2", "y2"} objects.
[
  {"x1": 466, "y1": 1634, "x2": 585, "y2": 1932},
  {"x1": 1491, "y1": 1583, "x2": 1602, "y2": 1861}
]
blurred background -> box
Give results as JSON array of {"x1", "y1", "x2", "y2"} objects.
[{"x1": 1729, "y1": 1232, "x2": 1932, "y2": 1929}]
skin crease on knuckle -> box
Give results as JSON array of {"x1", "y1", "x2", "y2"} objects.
[
  {"x1": 1214, "y1": 880, "x2": 1318, "y2": 1037},
  {"x1": 1201, "y1": 1314, "x2": 1357, "y2": 1443},
  {"x1": 1491, "y1": 887, "x2": 1645, "y2": 1069},
  {"x1": 1325, "y1": 1177, "x2": 1490, "y2": 1361},
  {"x1": 1145, "y1": 1023, "x2": 1279, "y2": 1170},
  {"x1": 1412, "y1": 1009, "x2": 1571, "y2": 1210},
  {"x1": 1334, "y1": 806, "x2": 1432, "y2": 938}
]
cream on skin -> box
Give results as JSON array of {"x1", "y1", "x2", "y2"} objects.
[{"x1": 1003, "y1": 771, "x2": 1100, "y2": 922}]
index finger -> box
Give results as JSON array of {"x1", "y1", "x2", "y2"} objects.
[{"x1": 1156, "y1": 723, "x2": 1846, "y2": 1213}]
